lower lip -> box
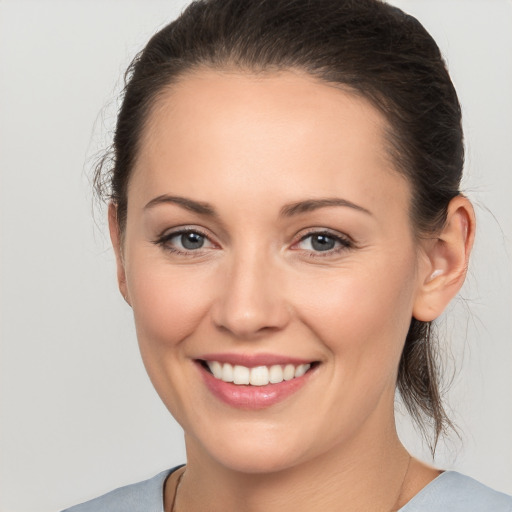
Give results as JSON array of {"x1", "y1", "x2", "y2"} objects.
[{"x1": 197, "y1": 363, "x2": 314, "y2": 410}]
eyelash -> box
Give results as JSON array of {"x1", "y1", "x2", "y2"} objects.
[
  {"x1": 153, "y1": 227, "x2": 214, "y2": 256},
  {"x1": 153, "y1": 227, "x2": 354, "y2": 257},
  {"x1": 293, "y1": 230, "x2": 354, "y2": 258}
]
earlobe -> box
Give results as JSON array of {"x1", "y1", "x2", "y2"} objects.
[
  {"x1": 413, "y1": 196, "x2": 475, "y2": 322},
  {"x1": 108, "y1": 203, "x2": 130, "y2": 306}
]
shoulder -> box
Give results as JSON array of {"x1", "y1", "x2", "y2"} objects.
[
  {"x1": 61, "y1": 467, "x2": 180, "y2": 512},
  {"x1": 402, "y1": 471, "x2": 512, "y2": 512}
]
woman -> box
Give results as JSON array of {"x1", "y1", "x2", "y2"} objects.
[{"x1": 64, "y1": 0, "x2": 512, "y2": 510}]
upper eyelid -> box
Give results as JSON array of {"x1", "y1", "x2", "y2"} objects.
[
  {"x1": 156, "y1": 222, "x2": 233, "y2": 246},
  {"x1": 294, "y1": 228, "x2": 354, "y2": 244},
  {"x1": 157, "y1": 225, "x2": 211, "y2": 240},
  {"x1": 154, "y1": 228, "x2": 217, "y2": 255},
  {"x1": 153, "y1": 226, "x2": 213, "y2": 247}
]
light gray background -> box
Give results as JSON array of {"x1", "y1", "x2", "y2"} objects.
[{"x1": 1, "y1": 1, "x2": 511, "y2": 511}]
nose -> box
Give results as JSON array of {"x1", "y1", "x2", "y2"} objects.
[{"x1": 211, "y1": 250, "x2": 291, "y2": 339}]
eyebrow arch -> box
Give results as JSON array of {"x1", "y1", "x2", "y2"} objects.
[
  {"x1": 144, "y1": 195, "x2": 217, "y2": 217},
  {"x1": 280, "y1": 198, "x2": 372, "y2": 217}
]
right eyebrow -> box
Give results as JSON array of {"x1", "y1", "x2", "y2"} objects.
[{"x1": 144, "y1": 194, "x2": 218, "y2": 217}]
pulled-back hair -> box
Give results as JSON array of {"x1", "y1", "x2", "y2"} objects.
[{"x1": 96, "y1": 0, "x2": 464, "y2": 452}]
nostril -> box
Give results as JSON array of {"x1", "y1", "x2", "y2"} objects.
[{"x1": 210, "y1": 270, "x2": 291, "y2": 337}]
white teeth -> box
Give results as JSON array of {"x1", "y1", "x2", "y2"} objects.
[
  {"x1": 233, "y1": 365, "x2": 250, "y2": 385},
  {"x1": 269, "y1": 365, "x2": 284, "y2": 384},
  {"x1": 206, "y1": 361, "x2": 312, "y2": 386},
  {"x1": 249, "y1": 366, "x2": 269, "y2": 386},
  {"x1": 283, "y1": 364, "x2": 295, "y2": 381},
  {"x1": 295, "y1": 363, "x2": 310, "y2": 378},
  {"x1": 222, "y1": 363, "x2": 234, "y2": 382},
  {"x1": 208, "y1": 361, "x2": 223, "y2": 379}
]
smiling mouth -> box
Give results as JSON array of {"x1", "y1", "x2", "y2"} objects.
[{"x1": 199, "y1": 360, "x2": 317, "y2": 386}]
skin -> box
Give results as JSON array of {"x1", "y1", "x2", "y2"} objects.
[{"x1": 110, "y1": 69, "x2": 475, "y2": 512}]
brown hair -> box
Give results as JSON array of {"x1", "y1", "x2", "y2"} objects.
[{"x1": 96, "y1": 0, "x2": 463, "y2": 451}]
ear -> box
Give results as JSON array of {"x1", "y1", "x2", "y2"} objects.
[
  {"x1": 413, "y1": 196, "x2": 475, "y2": 322},
  {"x1": 108, "y1": 203, "x2": 130, "y2": 306}
]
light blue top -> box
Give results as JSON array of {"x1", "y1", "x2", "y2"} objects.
[{"x1": 62, "y1": 467, "x2": 512, "y2": 511}]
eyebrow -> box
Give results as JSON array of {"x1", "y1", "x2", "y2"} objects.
[
  {"x1": 144, "y1": 194, "x2": 371, "y2": 218},
  {"x1": 144, "y1": 195, "x2": 217, "y2": 216},
  {"x1": 280, "y1": 198, "x2": 372, "y2": 217}
]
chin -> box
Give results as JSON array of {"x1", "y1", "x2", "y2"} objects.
[
  {"x1": 189, "y1": 426, "x2": 310, "y2": 475},
  {"x1": 214, "y1": 449, "x2": 303, "y2": 475}
]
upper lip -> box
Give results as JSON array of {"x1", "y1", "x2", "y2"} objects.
[{"x1": 197, "y1": 352, "x2": 315, "y2": 367}]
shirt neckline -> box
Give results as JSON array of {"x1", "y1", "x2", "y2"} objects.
[
  {"x1": 160, "y1": 467, "x2": 456, "y2": 511},
  {"x1": 398, "y1": 470, "x2": 453, "y2": 511}
]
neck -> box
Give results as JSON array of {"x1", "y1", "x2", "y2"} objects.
[{"x1": 173, "y1": 419, "x2": 412, "y2": 512}]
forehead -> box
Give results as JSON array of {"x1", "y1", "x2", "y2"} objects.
[{"x1": 130, "y1": 69, "x2": 410, "y2": 220}]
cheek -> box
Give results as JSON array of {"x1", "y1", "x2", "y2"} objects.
[
  {"x1": 124, "y1": 254, "x2": 220, "y2": 424},
  {"x1": 293, "y1": 255, "x2": 417, "y2": 370},
  {"x1": 126, "y1": 257, "x2": 216, "y2": 349}
]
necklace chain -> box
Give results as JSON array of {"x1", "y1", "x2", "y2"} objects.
[
  {"x1": 391, "y1": 454, "x2": 412, "y2": 512},
  {"x1": 170, "y1": 468, "x2": 185, "y2": 512}
]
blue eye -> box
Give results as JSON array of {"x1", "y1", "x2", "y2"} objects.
[
  {"x1": 309, "y1": 234, "x2": 336, "y2": 251},
  {"x1": 177, "y1": 232, "x2": 205, "y2": 250},
  {"x1": 155, "y1": 229, "x2": 214, "y2": 253},
  {"x1": 296, "y1": 232, "x2": 351, "y2": 253}
]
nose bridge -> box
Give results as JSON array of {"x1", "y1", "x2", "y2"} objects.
[{"x1": 212, "y1": 241, "x2": 289, "y2": 338}]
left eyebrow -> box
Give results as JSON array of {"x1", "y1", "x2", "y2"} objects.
[
  {"x1": 143, "y1": 194, "x2": 217, "y2": 217},
  {"x1": 280, "y1": 198, "x2": 372, "y2": 217}
]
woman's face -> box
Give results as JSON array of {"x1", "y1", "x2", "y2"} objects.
[{"x1": 116, "y1": 70, "x2": 429, "y2": 473}]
